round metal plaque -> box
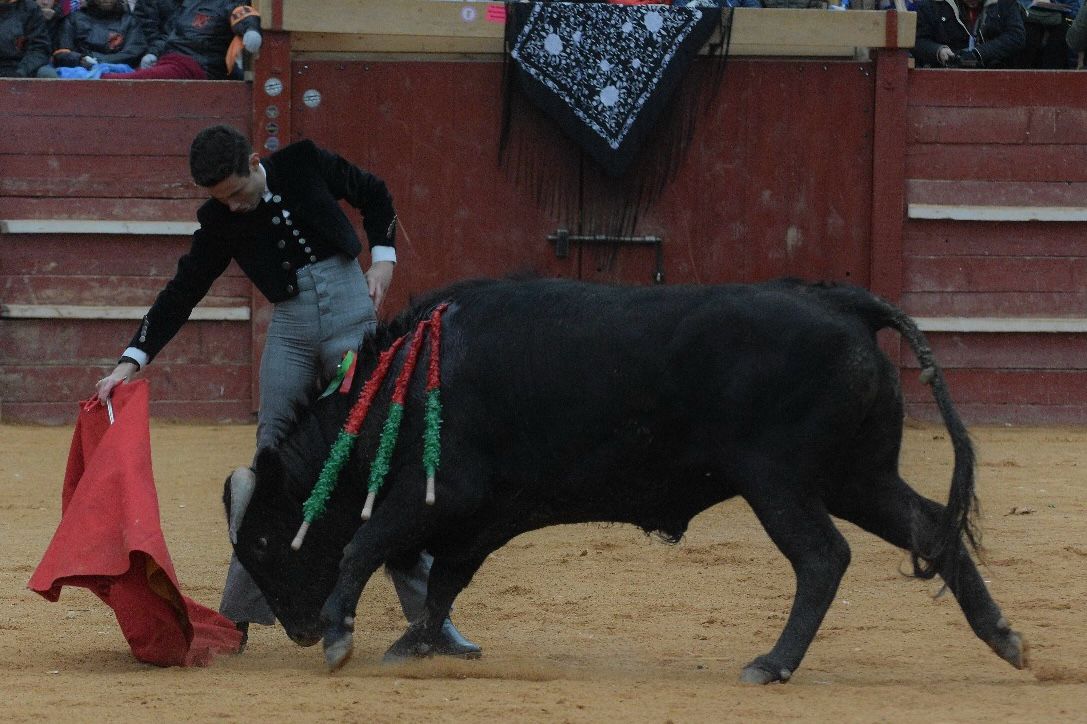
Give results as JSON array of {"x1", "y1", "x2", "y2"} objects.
[{"x1": 264, "y1": 77, "x2": 283, "y2": 97}]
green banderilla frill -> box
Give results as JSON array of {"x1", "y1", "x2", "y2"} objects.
[
  {"x1": 303, "y1": 429, "x2": 358, "y2": 522},
  {"x1": 423, "y1": 389, "x2": 442, "y2": 480},
  {"x1": 361, "y1": 402, "x2": 405, "y2": 519}
]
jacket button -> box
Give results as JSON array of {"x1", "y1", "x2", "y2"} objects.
[
  {"x1": 272, "y1": 194, "x2": 282, "y2": 204},
  {"x1": 286, "y1": 284, "x2": 294, "y2": 293},
  {"x1": 277, "y1": 240, "x2": 285, "y2": 249},
  {"x1": 293, "y1": 229, "x2": 300, "y2": 236},
  {"x1": 281, "y1": 261, "x2": 291, "y2": 270},
  {"x1": 304, "y1": 246, "x2": 312, "y2": 253},
  {"x1": 309, "y1": 255, "x2": 317, "y2": 262}
]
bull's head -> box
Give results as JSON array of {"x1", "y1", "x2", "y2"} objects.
[{"x1": 227, "y1": 446, "x2": 364, "y2": 646}]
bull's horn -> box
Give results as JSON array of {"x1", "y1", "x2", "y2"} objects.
[
  {"x1": 227, "y1": 466, "x2": 256, "y2": 544},
  {"x1": 361, "y1": 490, "x2": 376, "y2": 520},
  {"x1": 425, "y1": 474, "x2": 436, "y2": 505}
]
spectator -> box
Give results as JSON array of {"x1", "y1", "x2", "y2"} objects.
[
  {"x1": 51, "y1": 0, "x2": 146, "y2": 70},
  {"x1": 102, "y1": 0, "x2": 260, "y2": 80},
  {"x1": 36, "y1": 0, "x2": 63, "y2": 50},
  {"x1": 0, "y1": 0, "x2": 56, "y2": 78},
  {"x1": 1067, "y1": 0, "x2": 1087, "y2": 64},
  {"x1": 914, "y1": 0, "x2": 1026, "y2": 67},
  {"x1": 132, "y1": 0, "x2": 179, "y2": 66}
]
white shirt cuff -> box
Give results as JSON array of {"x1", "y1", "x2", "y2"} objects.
[
  {"x1": 371, "y1": 245, "x2": 397, "y2": 264},
  {"x1": 122, "y1": 347, "x2": 150, "y2": 369}
]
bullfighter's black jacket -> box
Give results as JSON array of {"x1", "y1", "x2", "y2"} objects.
[{"x1": 126, "y1": 139, "x2": 396, "y2": 363}]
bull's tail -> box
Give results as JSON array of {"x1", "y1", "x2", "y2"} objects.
[
  {"x1": 801, "y1": 281, "x2": 979, "y2": 585},
  {"x1": 883, "y1": 302, "x2": 979, "y2": 585}
]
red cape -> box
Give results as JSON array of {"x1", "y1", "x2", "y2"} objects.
[{"x1": 28, "y1": 380, "x2": 242, "y2": 666}]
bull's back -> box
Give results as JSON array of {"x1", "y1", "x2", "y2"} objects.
[{"x1": 430, "y1": 279, "x2": 890, "y2": 486}]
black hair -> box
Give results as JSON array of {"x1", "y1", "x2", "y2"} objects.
[{"x1": 189, "y1": 124, "x2": 253, "y2": 188}]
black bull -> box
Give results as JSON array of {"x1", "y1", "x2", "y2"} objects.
[{"x1": 231, "y1": 278, "x2": 1026, "y2": 682}]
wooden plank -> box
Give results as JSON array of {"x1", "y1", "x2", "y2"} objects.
[
  {"x1": 908, "y1": 105, "x2": 1087, "y2": 145},
  {"x1": 906, "y1": 179, "x2": 1087, "y2": 208},
  {"x1": 0, "y1": 197, "x2": 203, "y2": 221},
  {"x1": 904, "y1": 219, "x2": 1087, "y2": 256},
  {"x1": 0, "y1": 237, "x2": 246, "y2": 277},
  {"x1": 901, "y1": 290, "x2": 1087, "y2": 317},
  {"x1": 914, "y1": 317, "x2": 1087, "y2": 333},
  {"x1": 907, "y1": 143, "x2": 1087, "y2": 183},
  {"x1": 0, "y1": 155, "x2": 202, "y2": 199},
  {"x1": 276, "y1": 4, "x2": 914, "y2": 52},
  {"x1": 902, "y1": 332, "x2": 1087, "y2": 369},
  {"x1": 1, "y1": 304, "x2": 249, "y2": 321},
  {"x1": 0, "y1": 116, "x2": 247, "y2": 156},
  {"x1": 869, "y1": 49, "x2": 909, "y2": 365},
  {"x1": 1, "y1": 220, "x2": 199, "y2": 235},
  {"x1": 0, "y1": 318, "x2": 250, "y2": 365},
  {"x1": 0, "y1": 399, "x2": 255, "y2": 425},
  {"x1": 904, "y1": 401, "x2": 1087, "y2": 425},
  {"x1": 905, "y1": 255, "x2": 1087, "y2": 293},
  {"x1": 1, "y1": 275, "x2": 249, "y2": 306},
  {"x1": 908, "y1": 204, "x2": 1087, "y2": 221},
  {"x1": 1, "y1": 363, "x2": 251, "y2": 402},
  {"x1": 0, "y1": 79, "x2": 251, "y2": 118},
  {"x1": 907, "y1": 68, "x2": 1087, "y2": 108},
  {"x1": 903, "y1": 368, "x2": 1087, "y2": 405}
]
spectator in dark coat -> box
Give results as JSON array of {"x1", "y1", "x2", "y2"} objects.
[
  {"x1": 132, "y1": 0, "x2": 180, "y2": 68},
  {"x1": 52, "y1": 0, "x2": 146, "y2": 69},
  {"x1": 0, "y1": 0, "x2": 55, "y2": 77},
  {"x1": 35, "y1": 0, "x2": 64, "y2": 50},
  {"x1": 102, "y1": 0, "x2": 260, "y2": 80},
  {"x1": 914, "y1": 0, "x2": 1026, "y2": 67}
]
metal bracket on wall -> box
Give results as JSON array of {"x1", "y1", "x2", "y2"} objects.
[{"x1": 547, "y1": 228, "x2": 665, "y2": 284}]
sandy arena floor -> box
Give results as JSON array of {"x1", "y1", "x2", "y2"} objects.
[{"x1": 2, "y1": 421, "x2": 1086, "y2": 722}]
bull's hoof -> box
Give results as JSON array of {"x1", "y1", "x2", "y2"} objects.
[
  {"x1": 382, "y1": 619, "x2": 482, "y2": 663},
  {"x1": 323, "y1": 630, "x2": 355, "y2": 672},
  {"x1": 739, "y1": 656, "x2": 792, "y2": 685},
  {"x1": 990, "y1": 619, "x2": 1029, "y2": 670}
]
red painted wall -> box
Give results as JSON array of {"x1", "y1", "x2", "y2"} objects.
[
  {"x1": 5, "y1": 56, "x2": 1087, "y2": 424},
  {"x1": 0, "y1": 80, "x2": 253, "y2": 423},
  {"x1": 901, "y1": 70, "x2": 1087, "y2": 423}
]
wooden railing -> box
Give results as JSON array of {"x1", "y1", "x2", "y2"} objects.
[{"x1": 253, "y1": 1, "x2": 916, "y2": 58}]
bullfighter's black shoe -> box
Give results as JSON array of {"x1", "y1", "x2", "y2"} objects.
[
  {"x1": 382, "y1": 618, "x2": 482, "y2": 662},
  {"x1": 235, "y1": 621, "x2": 249, "y2": 654}
]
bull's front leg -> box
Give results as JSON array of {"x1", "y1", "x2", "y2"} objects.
[{"x1": 320, "y1": 527, "x2": 391, "y2": 672}]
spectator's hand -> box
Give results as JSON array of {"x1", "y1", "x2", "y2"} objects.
[
  {"x1": 956, "y1": 47, "x2": 983, "y2": 68},
  {"x1": 95, "y1": 361, "x2": 139, "y2": 404},
  {"x1": 936, "y1": 46, "x2": 955, "y2": 66},
  {"x1": 243, "y1": 30, "x2": 262, "y2": 56},
  {"x1": 81, "y1": 55, "x2": 99, "y2": 69},
  {"x1": 365, "y1": 261, "x2": 395, "y2": 312},
  {"x1": 140, "y1": 53, "x2": 157, "y2": 69}
]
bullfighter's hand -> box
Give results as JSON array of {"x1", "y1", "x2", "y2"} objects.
[
  {"x1": 95, "y1": 361, "x2": 138, "y2": 403},
  {"x1": 365, "y1": 261, "x2": 395, "y2": 312}
]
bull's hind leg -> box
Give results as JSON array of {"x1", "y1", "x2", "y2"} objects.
[
  {"x1": 831, "y1": 476, "x2": 1027, "y2": 670},
  {"x1": 741, "y1": 488, "x2": 851, "y2": 684}
]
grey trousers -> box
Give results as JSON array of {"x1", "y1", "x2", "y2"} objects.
[{"x1": 220, "y1": 254, "x2": 432, "y2": 626}]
